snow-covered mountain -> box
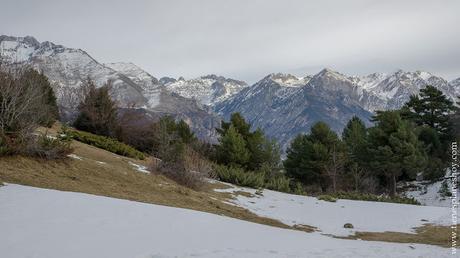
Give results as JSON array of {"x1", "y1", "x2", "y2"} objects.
[
  {"x1": 0, "y1": 35, "x2": 147, "y2": 109},
  {"x1": 2, "y1": 35, "x2": 458, "y2": 148},
  {"x1": 0, "y1": 35, "x2": 220, "y2": 141},
  {"x1": 214, "y1": 72, "x2": 373, "y2": 150},
  {"x1": 215, "y1": 69, "x2": 459, "y2": 149},
  {"x1": 162, "y1": 74, "x2": 248, "y2": 106}
]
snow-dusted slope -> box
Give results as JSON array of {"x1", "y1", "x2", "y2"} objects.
[
  {"x1": 0, "y1": 36, "x2": 220, "y2": 141},
  {"x1": 0, "y1": 35, "x2": 147, "y2": 110},
  {"x1": 164, "y1": 74, "x2": 248, "y2": 106},
  {"x1": 215, "y1": 72, "x2": 373, "y2": 150},
  {"x1": 0, "y1": 184, "x2": 452, "y2": 258},
  {"x1": 105, "y1": 62, "x2": 160, "y2": 91}
]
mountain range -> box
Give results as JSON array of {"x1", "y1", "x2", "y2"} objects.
[{"x1": 1, "y1": 35, "x2": 459, "y2": 148}]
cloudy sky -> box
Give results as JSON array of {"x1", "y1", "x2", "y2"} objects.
[{"x1": 1, "y1": 0, "x2": 459, "y2": 83}]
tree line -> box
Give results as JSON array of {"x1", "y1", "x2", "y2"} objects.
[
  {"x1": 1, "y1": 64, "x2": 459, "y2": 197},
  {"x1": 284, "y1": 86, "x2": 459, "y2": 196}
]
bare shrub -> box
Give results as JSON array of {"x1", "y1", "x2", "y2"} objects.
[
  {"x1": 149, "y1": 146, "x2": 214, "y2": 190},
  {"x1": 184, "y1": 147, "x2": 216, "y2": 179},
  {"x1": 0, "y1": 68, "x2": 47, "y2": 138},
  {"x1": 25, "y1": 132, "x2": 73, "y2": 160}
]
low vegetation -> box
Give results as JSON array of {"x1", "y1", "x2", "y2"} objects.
[
  {"x1": 68, "y1": 129, "x2": 145, "y2": 160},
  {"x1": 214, "y1": 165, "x2": 304, "y2": 194},
  {"x1": 317, "y1": 192, "x2": 421, "y2": 205},
  {"x1": 25, "y1": 132, "x2": 73, "y2": 160}
]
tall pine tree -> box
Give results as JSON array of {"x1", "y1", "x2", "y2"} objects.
[
  {"x1": 367, "y1": 111, "x2": 426, "y2": 196},
  {"x1": 74, "y1": 79, "x2": 118, "y2": 137}
]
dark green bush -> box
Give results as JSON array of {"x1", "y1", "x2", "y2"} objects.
[
  {"x1": 69, "y1": 130, "x2": 145, "y2": 160},
  {"x1": 215, "y1": 165, "x2": 265, "y2": 189},
  {"x1": 317, "y1": 195, "x2": 337, "y2": 202},
  {"x1": 0, "y1": 135, "x2": 10, "y2": 156},
  {"x1": 214, "y1": 164, "x2": 303, "y2": 194},
  {"x1": 319, "y1": 191, "x2": 420, "y2": 205}
]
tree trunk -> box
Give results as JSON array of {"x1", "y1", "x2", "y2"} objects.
[{"x1": 390, "y1": 174, "x2": 397, "y2": 197}]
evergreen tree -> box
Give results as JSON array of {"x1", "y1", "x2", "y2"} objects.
[
  {"x1": 217, "y1": 112, "x2": 251, "y2": 139},
  {"x1": 367, "y1": 111, "x2": 426, "y2": 196},
  {"x1": 176, "y1": 119, "x2": 196, "y2": 144},
  {"x1": 284, "y1": 122, "x2": 343, "y2": 191},
  {"x1": 342, "y1": 116, "x2": 367, "y2": 163},
  {"x1": 342, "y1": 116, "x2": 368, "y2": 191},
  {"x1": 216, "y1": 112, "x2": 281, "y2": 171},
  {"x1": 216, "y1": 125, "x2": 250, "y2": 167},
  {"x1": 402, "y1": 85, "x2": 456, "y2": 142},
  {"x1": 74, "y1": 80, "x2": 118, "y2": 137},
  {"x1": 19, "y1": 69, "x2": 59, "y2": 127}
]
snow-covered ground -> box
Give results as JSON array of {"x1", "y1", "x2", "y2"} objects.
[
  {"x1": 0, "y1": 184, "x2": 453, "y2": 258},
  {"x1": 216, "y1": 185, "x2": 453, "y2": 236},
  {"x1": 405, "y1": 179, "x2": 459, "y2": 207}
]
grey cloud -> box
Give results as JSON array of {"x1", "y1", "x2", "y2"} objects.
[{"x1": 0, "y1": 0, "x2": 459, "y2": 83}]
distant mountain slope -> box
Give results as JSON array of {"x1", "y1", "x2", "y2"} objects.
[
  {"x1": 215, "y1": 73, "x2": 373, "y2": 150},
  {"x1": 215, "y1": 69, "x2": 459, "y2": 149},
  {"x1": 0, "y1": 35, "x2": 220, "y2": 141},
  {"x1": 162, "y1": 74, "x2": 248, "y2": 106},
  {"x1": 2, "y1": 35, "x2": 458, "y2": 148}
]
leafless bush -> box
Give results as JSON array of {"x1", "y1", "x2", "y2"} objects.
[
  {"x1": 25, "y1": 132, "x2": 73, "y2": 160},
  {"x1": 184, "y1": 147, "x2": 216, "y2": 179},
  {"x1": 0, "y1": 68, "x2": 47, "y2": 138},
  {"x1": 149, "y1": 146, "x2": 214, "y2": 190}
]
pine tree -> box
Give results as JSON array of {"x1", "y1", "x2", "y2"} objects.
[
  {"x1": 216, "y1": 125, "x2": 250, "y2": 167},
  {"x1": 20, "y1": 69, "x2": 59, "y2": 127},
  {"x1": 402, "y1": 85, "x2": 455, "y2": 142},
  {"x1": 176, "y1": 119, "x2": 196, "y2": 144},
  {"x1": 342, "y1": 116, "x2": 367, "y2": 162},
  {"x1": 74, "y1": 80, "x2": 118, "y2": 137},
  {"x1": 367, "y1": 111, "x2": 426, "y2": 196},
  {"x1": 216, "y1": 112, "x2": 281, "y2": 171},
  {"x1": 284, "y1": 122, "x2": 343, "y2": 191}
]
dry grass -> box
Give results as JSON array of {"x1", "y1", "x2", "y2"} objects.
[
  {"x1": 338, "y1": 224, "x2": 458, "y2": 248},
  {"x1": 293, "y1": 224, "x2": 318, "y2": 233}
]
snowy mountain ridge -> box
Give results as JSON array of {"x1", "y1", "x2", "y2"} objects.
[{"x1": 162, "y1": 74, "x2": 248, "y2": 106}]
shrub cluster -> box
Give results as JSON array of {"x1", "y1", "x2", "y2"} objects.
[
  {"x1": 214, "y1": 165, "x2": 303, "y2": 194},
  {"x1": 68, "y1": 130, "x2": 145, "y2": 160},
  {"x1": 317, "y1": 191, "x2": 420, "y2": 205},
  {"x1": 25, "y1": 132, "x2": 73, "y2": 160}
]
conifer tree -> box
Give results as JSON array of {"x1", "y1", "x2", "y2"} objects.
[
  {"x1": 74, "y1": 79, "x2": 118, "y2": 137},
  {"x1": 367, "y1": 111, "x2": 426, "y2": 196},
  {"x1": 216, "y1": 125, "x2": 250, "y2": 167},
  {"x1": 402, "y1": 85, "x2": 455, "y2": 142}
]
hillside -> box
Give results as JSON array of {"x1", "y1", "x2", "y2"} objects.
[{"x1": 0, "y1": 126, "x2": 457, "y2": 257}]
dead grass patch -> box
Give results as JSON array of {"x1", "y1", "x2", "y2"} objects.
[
  {"x1": 338, "y1": 224, "x2": 458, "y2": 248},
  {"x1": 234, "y1": 190, "x2": 256, "y2": 198},
  {"x1": 293, "y1": 224, "x2": 319, "y2": 233}
]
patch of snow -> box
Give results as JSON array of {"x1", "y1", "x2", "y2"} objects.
[
  {"x1": 128, "y1": 161, "x2": 150, "y2": 174},
  {"x1": 0, "y1": 184, "x2": 452, "y2": 258},
  {"x1": 405, "y1": 180, "x2": 459, "y2": 207},
  {"x1": 67, "y1": 154, "x2": 82, "y2": 160}
]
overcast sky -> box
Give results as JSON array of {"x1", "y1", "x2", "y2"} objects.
[{"x1": 1, "y1": 0, "x2": 459, "y2": 83}]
